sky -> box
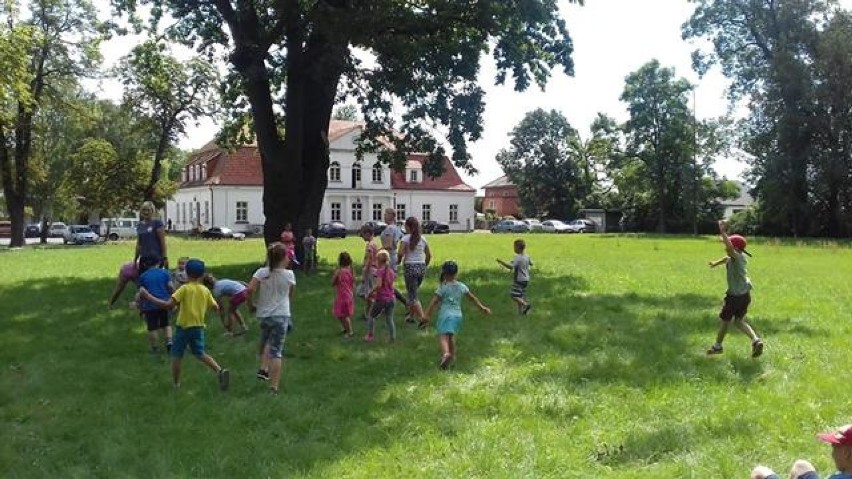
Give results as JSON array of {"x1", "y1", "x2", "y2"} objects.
[{"x1": 89, "y1": 0, "x2": 849, "y2": 190}]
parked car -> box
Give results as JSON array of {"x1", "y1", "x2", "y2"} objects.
[
  {"x1": 491, "y1": 219, "x2": 528, "y2": 233},
  {"x1": 541, "y1": 219, "x2": 573, "y2": 233},
  {"x1": 318, "y1": 222, "x2": 347, "y2": 238},
  {"x1": 49, "y1": 222, "x2": 69, "y2": 238},
  {"x1": 201, "y1": 226, "x2": 246, "y2": 240},
  {"x1": 522, "y1": 218, "x2": 543, "y2": 231},
  {"x1": 100, "y1": 218, "x2": 139, "y2": 241},
  {"x1": 25, "y1": 224, "x2": 41, "y2": 238},
  {"x1": 567, "y1": 219, "x2": 597, "y2": 233},
  {"x1": 363, "y1": 221, "x2": 388, "y2": 235},
  {"x1": 64, "y1": 225, "x2": 99, "y2": 244},
  {"x1": 423, "y1": 220, "x2": 450, "y2": 234}
]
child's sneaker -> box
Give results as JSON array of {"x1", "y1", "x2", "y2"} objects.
[
  {"x1": 363, "y1": 333, "x2": 374, "y2": 342},
  {"x1": 706, "y1": 344, "x2": 724, "y2": 355},
  {"x1": 522, "y1": 304, "x2": 532, "y2": 315},
  {"x1": 751, "y1": 339, "x2": 764, "y2": 358},
  {"x1": 439, "y1": 354, "x2": 452, "y2": 370},
  {"x1": 218, "y1": 368, "x2": 230, "y2": 391},
  {"x1": 256, "y1": 369, "x2": 269, "y2": 381}
]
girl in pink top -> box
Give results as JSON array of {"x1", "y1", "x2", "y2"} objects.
[
  {"x1": 364, "y1": 250, "x2": 396, "y2": 343},
  {"x1": 109, "y1": 261, "x2": 139, "y2": 307},
  {"x1": 332, "y1": 251, "x2": 355, "y2": 337}
]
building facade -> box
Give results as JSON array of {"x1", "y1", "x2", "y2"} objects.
[
  {"x1": 166, "y1": 121, "x2": 476, "y2": 233},
  {"x1": 482, "y1": 175, "x2": 520, "y2": 218}
]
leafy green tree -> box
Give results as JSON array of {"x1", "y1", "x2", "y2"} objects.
[
  {"x1": 113, "y1": 0, "x2": 582, "y2": 245},
  {"x1": 332, "y1": 104, "x2": 359, "y2": 122},
  {"x1": 497, "y1": 109, "x2": 594, "y2": 219},
  {"x1": 683, "y1": 0, "x2": 827, "y2": 236},
  {"x1": 117, "y1": 40, "x2": 218, "y2": 201},
  {"x1": 620, "y1": 60, "x2": 700, "y2": 233},
  {"x1": 0, "y1": 0, "x2": 102, "y2": 247}
]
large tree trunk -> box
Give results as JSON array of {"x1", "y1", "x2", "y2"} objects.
[{"x1": 144, "y1": 127, "x2": 171, "y2": 202}]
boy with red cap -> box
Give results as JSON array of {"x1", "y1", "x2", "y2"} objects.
[
  {"x1": 705, "y1": 220, "x2": 764, "y2": 357},
  {"x1": 751, "y1": 424, "x2": 852, "y2": 479}
]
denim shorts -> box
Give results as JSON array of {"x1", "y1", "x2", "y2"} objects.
[
  {"x1": 171, "y1": 326, "x2": 205, "y2": 358},
  {"x1": 260, "y1": 316, "x2": 289, "y2": 359}
]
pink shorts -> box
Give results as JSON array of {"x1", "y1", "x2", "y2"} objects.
[
  {"x1": 120, "y1": 262, "x2": 138, "y2": 282},
  {"x1": 231, "y1": 289, "x2": 249, "y2": 308}
]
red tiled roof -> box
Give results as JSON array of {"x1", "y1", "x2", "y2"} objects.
[
  {"x1": 390, "y1": 154, "x2": 475, "y2": 192},
  {"x1": 180, "y1": 121, "x2": 474, "y2": 192}
]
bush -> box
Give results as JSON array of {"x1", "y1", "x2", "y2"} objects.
[{"x1": 726, "y1": 207, "x2": 761, "y2": 235}]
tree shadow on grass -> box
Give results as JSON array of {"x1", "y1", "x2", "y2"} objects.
[{"x1": 0, "y1": 262, "x2": 785, "y2": 477}]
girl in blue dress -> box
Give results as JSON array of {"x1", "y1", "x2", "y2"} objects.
[{"x1": 422, "y1": 261, "x2": 491, "y2": 369}]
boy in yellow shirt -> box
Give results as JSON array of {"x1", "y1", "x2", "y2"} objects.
[{"x1": 139, "y1": 259, "x2": 229, "y2": 390}]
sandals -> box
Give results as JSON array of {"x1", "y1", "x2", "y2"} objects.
[
  {"x1": 706, "y1": 344, "x2": 724, "y2": 355},
  {"x1": 751, "y1": 339, "x2": 764, "y2": 358},
  {"x1": 439, "y1": 354, "x2": 452, "y2": 370}
]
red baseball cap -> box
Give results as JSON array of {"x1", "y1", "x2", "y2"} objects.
[
  {"x1": 818, "y1": 425, "x2": 852, "y2": 446},
  {"x1": 729, "y1": 234, "x2": 747, "y2": 251}
]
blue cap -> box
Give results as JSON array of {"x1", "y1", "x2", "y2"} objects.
[{"x1": 185, "y1": 259, "x2": 205, "y2": 278}]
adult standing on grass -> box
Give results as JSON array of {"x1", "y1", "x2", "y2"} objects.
[
  {"x1": 398, "y1": 216, "x2": 431, "y2": 328},
  {"x1": 705, "y1": 219, "x2": 764, "y2": 358},
  {"x1": 750, "y1": 424, "x2": 852, "y2": 479},
  {"x1": 135, "y1": 201, "x2": 168, "y2": 269},
  {"x1": 380, "y1": 208, "x2": 409, "y2": 313}
]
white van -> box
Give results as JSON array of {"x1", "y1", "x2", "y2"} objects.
[{"x1": 100, "y1": 218, "x2": 139, "y2": 241}]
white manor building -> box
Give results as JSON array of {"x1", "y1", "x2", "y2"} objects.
[{"x1": 166, "y1": 121, "x2": 476, "y2": 233}]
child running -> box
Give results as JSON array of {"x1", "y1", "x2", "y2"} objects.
[
  {"x1": 246, "y1": 243, "x2": 296, "y2": 395},
  {"x1": 496, "y1": 238, "x2": 533, "y2": 315},
  {"x1": 138, "y1": 259, "x2": 230, "y2": 391},
  {"x1": 331, "y1": 251, "x2": 355, "y2": 337},
  {"x1": 136, "y1": 255, "x2": 173, "y2": 355},
  {"x1": 203, "y1": 274, "x2": 249, "y2": 335},
  {"x1": 423, "y1": 261, "x2": 491, "y2": 369},
  {"x1": 364, "y1": 250, "x2": 396, "y2": 343},
  {"x1": 706, "y1": 220, "x2": 764, "y2": 357},
  {"x1": 108, "y1": 260, "x2": 138, "y2": 307}
]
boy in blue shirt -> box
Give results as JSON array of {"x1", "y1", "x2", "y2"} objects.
[{"x1": 136, "y1": 255, "x2": 173, "y2": 355}]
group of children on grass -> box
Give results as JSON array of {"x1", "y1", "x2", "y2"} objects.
[{"x1": 109, "y1": 212, "x2": 765, "y2": 393}]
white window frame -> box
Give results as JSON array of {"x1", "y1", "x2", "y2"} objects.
[
  {"x1": 353, "y1": 163, "x2": 362, "y2": 182},
  {"x1": 449, "y1": 204, "x2": 458, "y2": 223},
  {"x1": 372, "y1": 162, "x2": 383, "y2": 183},
  {"x1": 236, "y1": 201, "x2": 248, "y2": 223},
  {"x1": 372, "y1": 203, "x2": 383, "y2": 221},
  {"x1": 331, "y1": 202, "x2": 341, "y2": 222},
  {"x1": 351, "y1": 202, "x2": 362, "y2": 221},
  {"x1": 422, "y1": 204, "x2": 431, "y2": 222},
  {"x1": 329, "y1": 162, "x2": 341, "y2": 182},
  {"x1": 396, "y1": 204, "x2": 406, "y2": 222},
  {"x1": 409, "y1": 170, "x2": 418, "y2": 182}
]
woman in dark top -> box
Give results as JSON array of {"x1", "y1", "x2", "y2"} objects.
[{"x1": 135, "y1": 201, "x2": 168, "y2": 268}]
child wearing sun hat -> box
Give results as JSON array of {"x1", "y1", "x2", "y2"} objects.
[{"x1": 751, "y1": 424, "x2": 852, "y2": 479}]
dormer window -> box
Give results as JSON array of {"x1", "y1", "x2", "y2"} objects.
[
  {"x1": 201, "y1": 164, "x2": 207, "y2": 179},
  {"x1": 181, "y1": 168, "x2": 187, "y2": 183},
  {"x1": 405, "y1": 160, "x2": 422, "y2": 183},
  {"x1": 190, "y1": 165, "x2": 196, "y2": 181}
]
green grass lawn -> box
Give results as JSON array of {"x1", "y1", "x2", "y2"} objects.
[{"x1": 1, "y1": 233, "x2": 851, "y2": 478}]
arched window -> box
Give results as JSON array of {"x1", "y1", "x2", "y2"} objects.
[
  {"x1": 329, "y1": 162, "x2": 341, "y2": 182},
  {"x1": 372, "y1": 162, "x2": 382, "y2": 183}
]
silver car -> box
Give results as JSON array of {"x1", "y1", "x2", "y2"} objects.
[{"x1": 64, "y1": 225, "x2": 99, "y2": 244}]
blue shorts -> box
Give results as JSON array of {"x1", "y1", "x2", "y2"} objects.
[
  {"x1": 171, "y1": 326, "x2": 205, "y2": 358},
  {"x1": 437, "y1": 315, "x2": 462, "y2": 336},
  {"x1": 260, "y1": 316, "x2": 288, "y2": 359}
]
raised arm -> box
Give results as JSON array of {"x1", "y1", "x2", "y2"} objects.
[
  {"x1": 424, "y1": 243, "x2": 431, "y2": 266},
  {"x1": 496, "y1": 258, "x2": 512, "y2": 270},
  {"x1": 718, "y1": 220, "x2": 737, "y2": 258},
  {"x1": 466, "y1": 291, "x2": 491, "y2": 315}
]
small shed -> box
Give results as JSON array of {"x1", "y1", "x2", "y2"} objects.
[{"x1": 578, "y1": 209, "x2": 622, "y2": 233}]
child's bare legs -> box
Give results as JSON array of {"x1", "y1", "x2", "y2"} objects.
[
  {"x1": 147, "y1": 329, "x2": 160, "y2": 350},
  {"x1": 259, "y1": 343, "x2": 271, "y2": 372},
  {"x1": 198, "y1": 353, "x2": 223, "y2": 373},
  {"x1": 171, "y1": 357, "x2": 183, "y2": 386},
  {"x1": 714, "y1": 319, "x2": 731, "y2": 345},
  {"x1": 410, "y1": 300, "x2": 424, "y2": 322},
  {"x1": 439, "y1": 334, "x2": 454, "y2": 369},
  {"x1": 734, "y1": 317, "x2": 759, "y2": 342},
  {"x1": 109, "y1": 276, "x2": 130, "y2": 306},
  {"x1": 269, "y1": 355, "x2": 283, "y2": 391},
  {"x1": 512, "y1": 296, "x2": 528, "y2": 314},
  {"x1": 164, "y1": 326, "x2": 172, "y2": 350}
]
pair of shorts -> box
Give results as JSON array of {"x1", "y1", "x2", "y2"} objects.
[
  {"x1": 144, "y1": 310, "x2": 169, "y2": 331},
  {"x1": 510, "y1": 281, "x2": 528, "y2": 299},
  {"x1": 437, "y1": 314, "x2": 463, "y2": 336},
  {"x1": 171, "y1": 326, "x2": 205, "y2": 358},
  {"x1": 260, "y1": 316, "x2": 288, "y2": 359},
  {"x1": 357, "y1": 274, "x2": 375, "y2": 299},
  {"x1": 230, "y1": 289, "x2": 248, "y2": 308},
  {"x1": 719, "y1": 292, "x2": 751, "y2": 321},
  {"x1": 403, "y1": 263, "x2": 426, "y2": 302}
]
